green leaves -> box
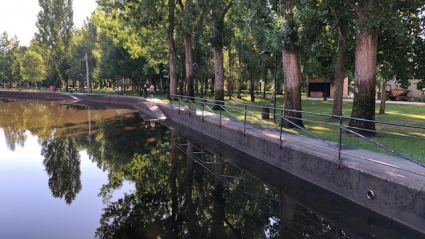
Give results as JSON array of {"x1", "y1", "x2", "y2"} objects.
[
  {"x1": 36, "y1": 0, "x2": 74, "y2": 86},
  {"x1": 21, "y1": 50, "x2": 46, "y2": 83}
]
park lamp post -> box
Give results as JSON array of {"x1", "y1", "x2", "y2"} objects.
[
  {"x1": 81, "y1": 52, "x2": 90, "y2": 95},
  {"x1": 260, "y1": 50, "x2": 277, "y2": 123}
]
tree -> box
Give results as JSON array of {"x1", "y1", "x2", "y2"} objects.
[
  {"x1": 206, "y1": 0, "x2": 233, "y2": 109},
  {"x1": 96, "y1": 33, "x2": 149, "y2": 90},
  {"x1": 21, "y1": 50, "x2": 46, "y2": 87},
  {"x1": 0, "y1": 32, "x2": 22, "y2": 85},
  {"x1": 36, "y1": 0, "x2": 74, "y2": 89},
  {"x1": 346, "y1": 1, "x2": 424, "y2": 135},
  {"x1": 67, "y1": 18, "x2": 99, "y2": 89},
  {"x1": 95, "y1": 0, "x2": 171, "y2": 93},
  {"x1": 280, "y1": 0, "x2": 304, "y2": 128},
  {"x1": 297, "y1": 0, "x2": 354, "y2": 117},
  {"x1": 177, "y1": 0, "x2": 205, "y2": 99}
]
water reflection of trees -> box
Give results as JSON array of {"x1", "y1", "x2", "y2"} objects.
[
  {"x1": 3, "y1": 127, "x2": 27, "y2": 151},
  {"x1": 0, "y1": 101, "x2": 163, "y2": 205},
  {"x1": 95, "y1": 130, "x2": 352, "y2": 239},
  {"x1": 95, "y1": 136, "x2": 278, "y2": 238},
  {"x1": 41, "y1": 134, "x2": 82, "y2": 204},
  {"x1": 87, "y1": 114, "x2": 164, "y2": 173}
]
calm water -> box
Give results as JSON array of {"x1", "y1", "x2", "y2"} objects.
[{"x1": 0, "y1": 100, "x2": 423, "y2": 239}]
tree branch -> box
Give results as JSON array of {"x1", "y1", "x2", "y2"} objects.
[
  {"x1": 328, "y1": 4, "x2": 343, "y2": 39},
  {"x1": 196, "y1": 15, "x2": 204, "y2": 32},
  {"x1": 221, "y1": 1, "x2": 234, "y2": 20},
  {"x1": 393, "y1": 0, "x2": 407, "y2": 9},
  {"x1": 177, "y1": 0, "x2": 184, "y2": 10},
  {"x1": 345, "y1": 0, "x2": 363, "y2": 19}
]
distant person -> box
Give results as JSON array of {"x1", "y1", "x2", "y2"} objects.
[
  {"x1": 142, "y1": 84, "x2": 148, "y2": 98},
  {"x1": 149, "y1": 85, "x2": 155, "y2": 98}
]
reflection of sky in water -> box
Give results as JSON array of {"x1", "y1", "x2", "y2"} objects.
[{"x1": 0, "y1": 129, "x2": 134, "y2": 239}]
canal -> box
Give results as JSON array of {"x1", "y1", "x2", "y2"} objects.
[{"x1": 0, "y1": 100, "x2": 423, "y2": 239}]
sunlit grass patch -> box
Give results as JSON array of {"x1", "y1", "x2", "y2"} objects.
[
  {"x1": 306, "y1": 125, "x2": 333, "y2": 132},
  {"x1": 385, "y1": 111, "x2": 425, "y2": 120}
]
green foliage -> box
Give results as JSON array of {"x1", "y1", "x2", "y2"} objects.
[
  {"x1": 21, "y1": 50, "x2": 46, "y2": 83},
  {"x1": 36, "y1": 0, "x2": 74, "y2": 86},
  {"x1": 67, "y1": 18, "x2": 99, "y2": 83},
  {"x1": 0, "y1": 32, "x2": 22, "y2": 83},
  {"x1": 94, "y1": 0, "x2": 168, "y2": 67},
  {"x1": 97, "y1": 33, "x2": 149, "y2": 86}
]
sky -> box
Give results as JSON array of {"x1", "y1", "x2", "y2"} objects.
[{"x1": 0, "y1": 0, "x2": 98, "y2": 47}]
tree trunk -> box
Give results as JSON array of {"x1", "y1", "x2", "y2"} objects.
[
  {"x1": 210, "y1": 0, "x2": 232, "y2": 109},
  {"x1": 179, "y1": 57, "x2": 184, "y2": 96},
  {"x1": 213, "y1": 49, "x2": 225, "y2": 109},
  {"x1": 379, "y1": 80, "x2": 387, "y2": 114},
  {"x1": 262, "y1": 69, "x2": 268, "y2": 98},
  {"x1": 250, "y1": 72, "x2": 255, "y2": 102},
  {"x1": 204, "y1": 75, "x2": 208, "y2": 95},
  {"x1": 168, "y1": 0, "x2": 177, "y2": 98},
  {"x1": 348, "y1": 30, "x2": 378, "y2": 136},
  {"x1": 228, "y1": 46, "x2": 232, "y2": 100},
  {"x1": 282, "y1": 51, "x2": 304, "y2": 128},
  {"x1": 281, "y1": 0, "x2": 303, "y2": 128},
  {"x1": 332, "y1": 36, "x2": 346, "y2": 116},
  {"x1": 237, "y1": 51, "x2": 242, "y2": 99},
  {"x1": 184, "y1": 33, "x2": 194, "y2": 98}
]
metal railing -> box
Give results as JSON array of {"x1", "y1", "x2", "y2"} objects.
[{"x1": 170, "y1": 95, "x2": 425, "y2": 169}]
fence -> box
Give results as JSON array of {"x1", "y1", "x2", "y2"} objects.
[{"x1": 170, "y1": 95, "x2": 425, "y2": 169}]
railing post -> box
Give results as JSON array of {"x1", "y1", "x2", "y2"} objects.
[
  {"x1": 244, "y1": 105, "x2": 247, "y2": 136},
  {"x1": 280, "y1": 115, "x2": 283, "y2": 149},
  {"x1": 219, "y1": 104, "x2": 222, "y2": 128},
  {"x1": 338, "y1": 117, "x2": 343, "y2": 169},
  {"x1": 178, "y1": 96, "x2": 181, "y2": 114},
  {"x1": 202, "y1": 98, "x2": 204, "y2": 122},
  {"x1": 188, "y1": 99, "x2": 191, "y2": 117}
]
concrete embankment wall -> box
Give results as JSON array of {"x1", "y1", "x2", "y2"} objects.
[
  {"x1": 0, "y1": 91, "x2": 144, "y2": 109},
  {"x1": 0, "y1": 91, "x2": 74, "y2": 101},
  {"x1": 157, "y1": 103, "x2": 425, "y2": 234}
]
